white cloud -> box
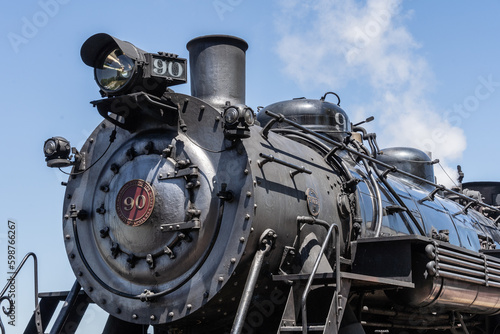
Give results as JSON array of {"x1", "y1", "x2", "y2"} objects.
[{"x1": 275, "y1": 0, "x2": 466, "y2": 186}]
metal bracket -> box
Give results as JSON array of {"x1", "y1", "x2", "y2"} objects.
[
  {"x1": 452, "y1": 200, "x2": 476, "y2": 217},
  {"x1": 258, "y1": 153, "x2": 312, "y2": 178},
  {"x1": 158, "y1": 165, "x2": 199, "y2": 180},
  {"x1": 160, "y1": 219, "x2": 200, "y2": 232},
  {"x1": 418, "y1": 186, "x2": 444, "y2": 203}
]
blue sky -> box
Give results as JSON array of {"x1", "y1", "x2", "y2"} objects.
[{"x1": 1, "y1": 1, "x2": 500, "y2": 332}]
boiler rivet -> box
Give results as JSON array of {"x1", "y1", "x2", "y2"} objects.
[
  {"x1": 187, "y1": 304, "x2": 192, "y2": 310},
  {"x1": 168, "y1": 312, "x2": 174, "y2": 317},
  {"x1": 244, "y1": 169, "x2": 249, "y2": 175},
  {"x1": 245, "y1": 214, "x2": 250, "y2": 220},
  {"x1": 230, "y1": 258, "x2": 236, "y2": 264},
  {"x1": 218, "y1": 276, "x2": 224, "y2": 282},
  {"x1": 240, "y1": 237, "x2": 245, "y2": 243},
  {"x1": 132, "y1": 314, "x2": 138, "y2": 319},
  {"x1": 246, "y1": 191, "x2": 252, "y2": 197},
  {"x1": 150, "y1": 315, "x2": 156, "y2": 321},
  {"x1": 65, "y1": 234, "x2": 71, "y2": 240}
]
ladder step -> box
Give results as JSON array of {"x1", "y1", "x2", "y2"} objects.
[
  {"x1": 280, "y1": 325, "x2": 325, "y2": 332},
  {"x1": 273, "y1": 272, "x2": 335, "y2": 283}
]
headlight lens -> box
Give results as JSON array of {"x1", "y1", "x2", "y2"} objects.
[
  {"x1": 224, "y1": 107, "x2": 239, "y2": 124},
  {"x1": 243, "y1": 108, "x2": 254, "y2": 126},
  {"x1": 44, "y1": 139, "x2": 57, "y2": 156},
  {"x1": 95, "y1": 48, "x2": 135, "y2": 92}
]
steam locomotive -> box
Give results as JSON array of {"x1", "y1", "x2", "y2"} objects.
[{"x1": 40, "y1": 33, "x2": 500, "y2": 333}]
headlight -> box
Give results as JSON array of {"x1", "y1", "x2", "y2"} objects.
[
  {"x1": 243, "y1": 108, "x2": 255, "y2": 126},
  {"x1": 43, "y1": 139, "x2": 58, "y2": 156},
  {"x1": 81, "y1": 33, "x2": 187, "y2": 97},
  {"x1": 43, "y1": 137, "x2": 72, "y2": 168},
  {"x1": 95, "y1": 48, "x2": 136, "y2": 93},
  {"x1": 222, "y1": 105, "x2": 255, "y2": 139},
  {"x1": 224, "y1": 107, "x2": 239, "y2": 124}
]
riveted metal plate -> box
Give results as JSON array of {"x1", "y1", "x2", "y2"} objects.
[{"x1": 306, "y1": 188, "x2": 320, "y2": 217}]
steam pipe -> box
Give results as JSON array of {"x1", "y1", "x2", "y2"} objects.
[{"x1": 231, "y1": 229, "x2": 276, "y2": 334}]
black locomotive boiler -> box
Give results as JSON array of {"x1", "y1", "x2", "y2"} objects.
[{"x1": 38, "y1": 33, "x2": 500, "y2": 334}]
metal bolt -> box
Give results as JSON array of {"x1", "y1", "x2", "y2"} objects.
[
  {"x1": 218, "y1": 276, "x2": 224, "y2": 282},
  {"x1": 230, "y1": 258, "x2": 236, "y2": 264},
  {"x1": 239, "y1": 237, "x2": 245, "y2": 243},
  {"x1": 245, "y1": 214, "x2": 250, "y2": 220},
  {"x1": 187, "y1": 304, "x2": 192, "y2": 310},
  {"x1": 65, "y1": 234, "x2": 71, "y2": 240},
  {"x1": 132, "y1": 314, "x2": 138, "y2": 319},
  {"x1": 246, "y1": 191, "x2": 252, "y2": 197},
  {"x1": 110, "y1": 164, "x2": 120, "y2": 174},
  {"x1": 150, "y1": 315, "x2": 156, "y2": 321},
  {"x1": 168, "y1": 312, "x2": 174, "y2": 317},
  {"x1": 244, "y1": 169, "x2": 249, "y2": 175}
]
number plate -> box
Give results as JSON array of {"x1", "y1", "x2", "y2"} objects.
[
  {"x1": 149, "y1": 54, "x2": 187, "y2": 84},
  {"x1": 116, "y1": 179, "x2": 155, "y2": 226}
]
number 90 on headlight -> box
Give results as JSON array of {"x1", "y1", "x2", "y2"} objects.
[{"x1": 81, "y1": 33, "x2": 187, "y2": 97}]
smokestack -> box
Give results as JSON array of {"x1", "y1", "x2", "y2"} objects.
[{"x1": 186, "y1": 35, "x2": 248, "y2": 110}]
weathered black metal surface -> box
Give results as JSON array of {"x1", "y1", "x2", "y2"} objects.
[{"x1": 35, "y1": 32, "x2": 500, "y2": 334}]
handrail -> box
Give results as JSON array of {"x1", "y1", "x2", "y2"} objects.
[
  {"x1": 296, "y1": 217, "x2": 340, "y2": 334},
  {"x1": 0, "y1": 252, "x2": 39, "y2": 334},
  {"x1": 263, "y1": 110, "x2": 500, "y2": 214}
]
